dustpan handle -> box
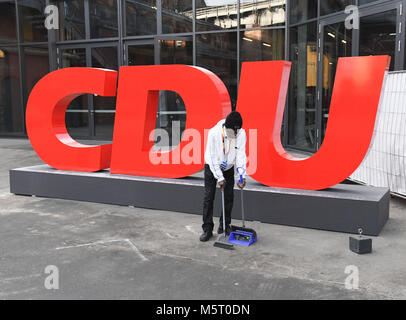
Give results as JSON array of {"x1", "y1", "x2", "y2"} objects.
[
  {"x1": 241, "y1": 188, "x2": 245, "y2": 228},
  {"x1": 236, "y1": 167, "x2": 246, "y2": 228},
  {"x1": 221, "y1": 189, "x2": 226, "y2": 236}
]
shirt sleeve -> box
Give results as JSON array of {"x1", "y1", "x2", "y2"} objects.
[
  {"x1": 236, "y1": 129, "x2": 247, "y2": 179},
  {"x1": 207, "y1": 131, "x2": 225, "y2": 182}
]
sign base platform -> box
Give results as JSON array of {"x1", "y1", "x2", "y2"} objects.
[{"x1": 10, "y1": 165, "x2": 390, "y2": 236}]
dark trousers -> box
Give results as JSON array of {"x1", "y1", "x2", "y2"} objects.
[{"x1": 202, "y1": 164, "x2": 234, "y2": 232}]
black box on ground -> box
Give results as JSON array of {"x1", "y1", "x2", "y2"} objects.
[{"x1": 349, "y1": 236, "x2": 372, "y2": 254}]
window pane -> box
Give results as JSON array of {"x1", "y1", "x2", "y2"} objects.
[
  {"x1": 196, "y1": 0, "x2": 237, "y2": 32},
  {"x1": 128, "y1": 44, "x2": 155, "y2": 65},
  {"x1": 0, "y1": 46, "x2": 23, "y2": 134},
  {"x1": 240, "y1": 29, "x2": 285, "y2": 65},
  {"x1": 359, "y1": 11, "x2": 397, "y2": 71},
  {"x1": 156, "y1": 92, "x2": 186, "y2": 148},
  {"x1": 159, "y1": 39, "x2": 192, "y2": 65},
  {"x1": 91, "y1": 46, "x2": 118, "y2": 70},
  {"x1": 61, "y1": 48, "x2": 86, "y2": 68},
  {"x1": 23, "y1": 47, "x2": 49, "y2": 106},
  {"x1": 196, "y1": 32, "x2": 237, "y2": 108},
  {"x1": 0, "y1": 1, "x2": 18, "y2": 42},
  {"x1": 95, "y1": 112, "x2": 114, "y2": 139},
  {"x1": 240, "y1": 0, "x2": 286, "y2": 28},
  {"x1": 60, "y1": 48, "x2": 89, "y2": 138},
  {"x1": 126, "y1": 0, "x2": 157, "y2": 36},
  {"x1": 322, "y1": 23, "x2": 352, "y2": 141},
  {"x1": 288, "y1": 22, "x2": 317, "y2": 151},
  {"x1": 89, "y1": 0, "x2": 118, "y2": 38},
  {"x1": 156, "y1": 39, "x2": 191, "y2": 146},
  {"x1": 57, "y1": 0, "x2": 86, "y2": 41},
  {"x1": 290, "y1": 0, "x2": 317, "y2": 24},
  {"x1": 320, "y1": 0, "x2": 352, "y2": 16},
  {"x1": 19, "y1": 0, "x2": 48, "y2": 42},
  {"x1": 91, "y1": 46, "x2": 117, "y2": 139},
  {"x1": 162, "y1": 0, "x2": 193, "y2": 34},
  {"x1": 91, "y1": 47, "x2": 117, "y2": 110},
  {"x1": 66, "y1": 98, "x2": 89, "y2": 138},
  {"x1": 359, "y1": 0, "x2": 379, "y2": 5}
]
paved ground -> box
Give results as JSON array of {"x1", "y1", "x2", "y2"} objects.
[{"x1": 1, "y1": 138, "x2": 406, "y2": 300}]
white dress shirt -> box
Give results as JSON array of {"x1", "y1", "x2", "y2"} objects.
[{"x1": 204, "y1": 119, "x2": 247, "y2": 182}]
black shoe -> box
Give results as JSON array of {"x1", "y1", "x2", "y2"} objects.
[
  {"x1": 217, "y1": 224, "x2": 231, "y2": 235},
  {"x1": 199, "y1": 231, "x2": 213, "y2": 242}
]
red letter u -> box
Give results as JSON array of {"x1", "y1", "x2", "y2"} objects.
[{"x1": 237, "y1": 56, "x2": 390, "y2": 190}]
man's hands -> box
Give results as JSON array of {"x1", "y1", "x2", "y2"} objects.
[
  {"x1": 237, "y1": 178, "x2": 246, "y2": 189},
  {"x1": 218, "y1": 180, "x2": 226, "y2": 191},
  {"x1": 219, "y1": 178, "x2": 246, "y2": 190}
]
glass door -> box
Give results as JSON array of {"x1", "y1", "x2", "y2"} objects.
[
  {"x1": 316, "y1": 1, "x2": 402, "y2": 149},
  {"x1": 90, "y1": 43, "x2": 119, "y2": 140},
  {"x1": 124, "y1": 40, "x2": 155, "y2": 66},
  {"x1": 358, "y1": 9, "x2": 399, "y2": 71},
  {"x1": 58, "y1": 46, "x2": 90, "y2": 139},
  {"x1": 57, "y1": 42, "x2": 119, "y2": 141},
  {"x1": 319, "y1": 20, "x2": 353, "y2": 143},
  {"x1": 155, "y1": 36, "x2": 193, "y2": 147}
]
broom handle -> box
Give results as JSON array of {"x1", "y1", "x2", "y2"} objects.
[{"x1": 241, "y1": 188, "x2": 245, "y2": 228}]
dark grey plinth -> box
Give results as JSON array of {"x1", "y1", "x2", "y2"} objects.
[{"x1": 9, "y1": 165, "x2": 390, "y2": 236}]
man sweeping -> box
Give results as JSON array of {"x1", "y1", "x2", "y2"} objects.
[{"x1": 200, "y1": 111, "x2": 247, "y2": 242}]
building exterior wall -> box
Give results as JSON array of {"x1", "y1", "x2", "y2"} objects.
[{"x1": 0, "y1": 0, "x2": 404, "y2": 155}]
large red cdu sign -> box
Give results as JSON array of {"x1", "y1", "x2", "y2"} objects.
[{"x1": 26, "y1": 56, "x2": 390, "y2": 190}]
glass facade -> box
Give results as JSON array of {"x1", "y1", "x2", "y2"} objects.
[
  {"x1": 288, "y1": 22, "x2": 317, "y2": 150},
  {"x1": 57, "y1": 0, "x2": 86, "y2": 41},
  {"x1": 0, "y1": 0, "x2": 405, "y2": 152}
]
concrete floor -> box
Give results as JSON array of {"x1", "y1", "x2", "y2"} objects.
[{"x1": 1, "y1": 138, "x2": 405, "y2": 300}]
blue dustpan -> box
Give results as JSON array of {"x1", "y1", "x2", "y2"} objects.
[
  {"x1": 228, "y1": 229, "x2": 257, "y2": 246},
  {"x1": 228, "y1": 167, "x2": 258, "y2": 246}
]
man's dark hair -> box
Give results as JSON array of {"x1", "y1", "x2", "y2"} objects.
[{"x1": 225, "y1": 111, "x2": 243, "y2": 130}]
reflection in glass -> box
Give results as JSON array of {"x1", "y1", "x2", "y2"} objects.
[
  {"x1": 126, "y1": 0, "x2": 157, "y2": 36},
  {"x1": 288, "y1": 22, "x2": 317, "y2": 151},
  {"x1": 162, "y1": 0, "x2": 193, "y2": 34},
  {"x1": 19, "y1": 0, "x2": 48, "y2": 42},
  {"x1": 157, "y1": 39, "x2": 192, "y2": 146},
  {"x1": 0, "y1": 46, "x2": 23, "y2": 133},
  {"x1": 320, "y1": 0, "x2": 352, "y2": 16},
  {"x1": 290, "y1": 0, "x2": 317, "y2": 24},
  {"x1": 95, "y1": 112, "x2": 115, "y2": 139},
  {"x1": 91, "y1": 46, "x2": 117, "y2": 111},
  {"x1": 359, "y1": 11, "x2": 396, "y2": 71},
  {"x1": 23, "y1": 47, "x2": 49, "y2": 105},
  {"x1": 196, "y1": 33, "x2": 237, "y2": 107},
  {"x1": 91, "y1": 46, "x2": 118, "y2": 70},
  {"x1": 240, "y1": 0, "x2": 285, "y2": 29},
  {"x1": 196, "y1": 0, "x2": 237, "y2": 31},
  {"x1": 0, "y1": 1, "x2": 17, "y2": 42},
  {"x1": 61, "y1": 48, "x2": 89, "y2": 137},
  {"x1": 57, "y1": 0, "x2": 86, "y2": 41},
  {"x1": 155, "y1": 92, "x2": 187, "y2": 147},
  {"x1": 240, "y1": 29, "x2": 285, "y2": 66},
  {"x1": 89, "y1": 0, "x2": 118, "y2": 38},
  {"x1": 61, "y1": 48, "x2": 86, "y2": 68},
  {"x1": 322, "y1": 23, "x2": 352, "y2": 141},
  {"x1": 91, "y1": 46, "x2": 117, "y2": 139},
  {"x1": 65, "y1": 96, "x2": 90, "y2": 138},
  {"x1": 160, "y1": 39, "x2": 192, "y2": 65},
  {"x1": 240, "y1": 28, "x2": 284, "y2": 141},
  {"x1": 93, "y1": 94, "x2": 117, "y2": 112},
  {"x1": 359, "y1": 0, "x2": 379, "y2": 5},
  {"x1": 128, "y1": 44, "x2": 155, "y2": 65}
]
